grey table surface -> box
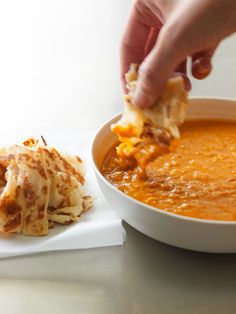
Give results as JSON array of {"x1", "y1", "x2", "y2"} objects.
[{"x1": 0, "y1": 222, "x2": 236, "y2": 314}]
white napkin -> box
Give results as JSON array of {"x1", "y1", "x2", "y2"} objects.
[{"x1": 0, "y1": 130, "x2": 125, "y2": 259}]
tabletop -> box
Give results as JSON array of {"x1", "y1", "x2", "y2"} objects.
[
  {"x1": 0, "y1": 1, "x2": 236, "y2": 313},
  {"x1": 1, "y1": 223, "x2": 236, "y2": 314}
]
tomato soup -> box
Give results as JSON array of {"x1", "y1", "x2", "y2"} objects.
[{"x1": 102, "y1": 120, "x2": 236, "y2": 221}]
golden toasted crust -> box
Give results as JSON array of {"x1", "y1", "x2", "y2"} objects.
[
  {"x1": 0, "y1": 137, "x2": 92, "y2": 236},
  {"x1": 0, "y1": 147, "x2": 49, "y2": 235}
]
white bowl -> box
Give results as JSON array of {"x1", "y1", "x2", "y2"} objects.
[{"x1": 92, "y1": 98, "x2": 236, "y2": 253}]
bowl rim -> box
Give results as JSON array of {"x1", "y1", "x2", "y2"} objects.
[{"x1": 91, "y1": 97, "x2": 236, "y2": 226}]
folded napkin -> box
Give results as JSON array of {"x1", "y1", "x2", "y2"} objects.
[{"x1": 0, "y1": 130, "x2": 125, "y2": 258}]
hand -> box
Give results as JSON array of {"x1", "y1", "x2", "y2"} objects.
[{"x1": 120, "y1": 0, "x2": 236, "y2": 108}]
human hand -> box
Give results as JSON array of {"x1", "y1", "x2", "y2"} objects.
[{"x1": 121, "y1": 0, "x2": 236, "y2": 108}]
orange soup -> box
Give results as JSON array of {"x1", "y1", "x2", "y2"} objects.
[{"x1": 102, "y1": 120, "x2": 236, "y2": 221}]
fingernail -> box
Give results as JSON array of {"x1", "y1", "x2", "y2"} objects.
[{"x1": 133, "y1": 89, "x2": 153, "y2": 108}]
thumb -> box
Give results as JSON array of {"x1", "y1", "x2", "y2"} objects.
[{"x1": 133, "y1": 29, "x2": 183, "y2": 108}]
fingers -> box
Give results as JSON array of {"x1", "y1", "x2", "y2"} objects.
[
  {"x1": 133, "y1": 28, "x2": 183, "y2": 108},
  {"x1": 191, "y1": 52, "x2": 212, "y2": 80},
  {"x1": 120, "y1": 6, "x2": 151, "y2": 91},
  {"x1": 133, "y1": 37, "x2": 216, "y2": 108},
  {"x1": 191, "y1": 45, "x2": 218, "y2": 79},
  {"x1": 121, "y1": 1, "x2": 220, "y2": 108},
  {"x1": 144, "y1": 27, "x2": 159, "y2": 57},
  {"x1": 120, "y1": 1, "x2": 162, "y2": 92},
  {"x1": 175, "y1": 60, "x2": 192, "y2": 91}
]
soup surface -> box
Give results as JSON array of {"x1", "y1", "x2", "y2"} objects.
[{"x1": 102, "y1": 120, "x2": 236, "y2": 221}]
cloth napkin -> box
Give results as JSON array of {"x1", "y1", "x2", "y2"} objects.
[{"x1": 0, "y1": 130, "x2": 125, "y2": 258}]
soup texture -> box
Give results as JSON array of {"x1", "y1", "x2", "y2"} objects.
[{"x1": 102, "y1": 120, "x2": 236, "y2": 221}]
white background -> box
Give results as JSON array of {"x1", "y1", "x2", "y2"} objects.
[{"x1": 0, "y1": 0, "x2": 235, "y2": 137}]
